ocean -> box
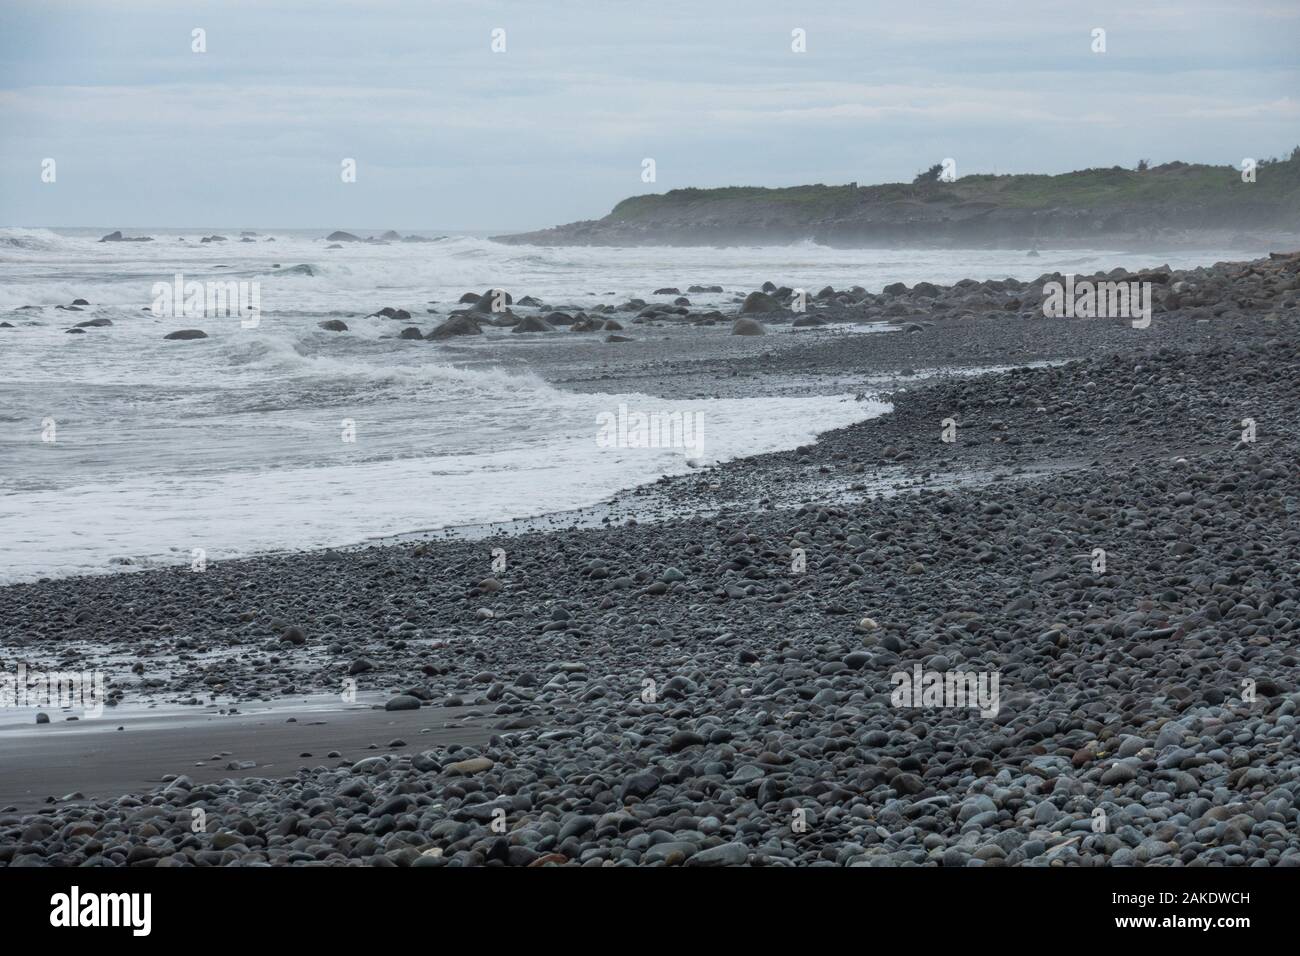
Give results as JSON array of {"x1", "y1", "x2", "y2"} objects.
[{"x1": 0, "y1": 227, "x2": 1248, "y2": 583}]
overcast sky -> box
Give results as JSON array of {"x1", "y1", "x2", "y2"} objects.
[{"x1": 1, "y1": 0, "x2": 1296, "y2": 231}]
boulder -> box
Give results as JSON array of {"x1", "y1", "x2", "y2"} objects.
[
  {"x1": 471, "y1": 289, "x2": 513, "y2": 314},
  {"x1": 317, "y1": 319, "x2": 349, "y2": 332},
  {"x1": 445, "y1": 757, "x2": 494, "y2": 776},
  {"x1": 427, "y1": 315, "x2": 482, "y2": 339},
  {"x1": 325, "y1": 231, "x2": 361, "y2": 242},
  {"x1": 731, "y1": 317, "x2": 766, "y2": 336},
  {"x1": 99, "y1": 230, "x2": 152, "y2": 243},
  {"x1": 73, "y1": 318, "x2": 112, "y2": 328},
  {"x1": 511, "y1": 315, "x2": 555, "y2": 333},
  {"x1": 792, "y1": 315, "x2": 826, "y2": 327},
  {"x1": 740, "y1": 291, "x2": 780, "y2": 314},
  {"x1": 164, "y1": 329, "x2": 208, "y2": 340},
  {"x1": 398, "y1": 326, "x2": 424, "y2": 340}
]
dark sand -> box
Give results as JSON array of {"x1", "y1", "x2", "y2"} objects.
[{"x1": 0, "y1": 699, "x2": 492, "y2": 813}]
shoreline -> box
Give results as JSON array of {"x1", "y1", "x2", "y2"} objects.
[{"x1": 3, "y1": 250, "x2": 1299, "y2": 866}]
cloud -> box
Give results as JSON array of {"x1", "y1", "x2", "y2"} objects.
[{"x1": 0, "y1": 0, "x2": 1296, "y2": 228}]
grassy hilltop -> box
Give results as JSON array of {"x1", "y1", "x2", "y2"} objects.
[{"x1": 497, "y1": 151, "x2": 1300, "y2": 247}]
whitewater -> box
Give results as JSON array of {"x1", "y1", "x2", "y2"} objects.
[{"x1": 0, "y1": 227, "x2": 1251, "y2": 583}]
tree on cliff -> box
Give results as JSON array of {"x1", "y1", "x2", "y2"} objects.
[{"x1": 913, "y1": 163, "x2": 944, "y2": 185}]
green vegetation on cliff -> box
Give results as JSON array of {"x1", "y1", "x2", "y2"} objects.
[
  {"x1": 496, "y1": 151, "x2": 1300, "y2": 246},
  {"x1": 606, "y1": 151, "x2": 1300, "y2": 223}
]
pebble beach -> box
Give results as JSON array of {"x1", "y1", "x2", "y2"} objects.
[{"x1": 3, "y1": 251, "x2": 1299, "y2": 867}]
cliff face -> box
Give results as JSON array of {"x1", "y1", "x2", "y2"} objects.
[{"x1": 494, "y1": 157, "x2": 1300, "y2": 247}]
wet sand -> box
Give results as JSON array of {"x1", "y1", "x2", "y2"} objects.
[{"x1": 0, "y1": 698, "x2": 493, "y2": 813}]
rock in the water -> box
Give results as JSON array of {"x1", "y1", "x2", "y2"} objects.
[
  {"x1": 164, "y1": 329, "x2": 207, "y2": 340},
  {"x1": 740, "y1": 291, "x2": 780, "y2": 314},
  {"x1": 511, "y1": 315, "x2": 555, "y2": 333},
  {"x1": 427, "y1": 315, "x2": 482, "y2": 339},
  {"x1": 471, "y1": 289, "x2": 513, "y2": 314},
  {"x1": 99, "y1": 230, "x2": 152, "y2": 243}
]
